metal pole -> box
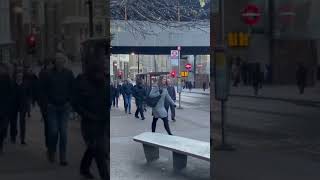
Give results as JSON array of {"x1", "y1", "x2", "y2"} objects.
[
  {"x1": 138, "y1": 54, "x2": 140, "y2": 74},
  {"x1": 88, "y1": 0, "x2": 94, "y2": 37},
  {"x1": 178, "y1": 49, "x2": 182, "y2": 109},
  {"x1": 221, "y1": 100, "x2": 225, "y2": 145},
  {"x1": 214, "y1": 0, "x2": 234, "y2": 151}
]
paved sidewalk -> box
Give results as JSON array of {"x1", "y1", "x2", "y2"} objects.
[
  {"x1": 214, "y1": 147, "x2": 320, "y2": 180},
  {"x1": 182, "y1": 83, "x2": 320, "y2": 103},
  {"x1": 0, "y1": 106, "x2": 90, "y2": 180},
  {"x1": 111, "y1": 98, "x2": 210, "y2": 180}
]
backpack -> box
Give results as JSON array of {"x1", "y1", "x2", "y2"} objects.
[{"x1": 145, "y1": 90, "x2": 162, "y2": 107}]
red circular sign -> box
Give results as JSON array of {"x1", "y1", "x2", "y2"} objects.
[
  {"x1": 241, "y1": 4, "x2": 261, "y2": 25},
  {"x1": 278, "y1": 4, "x2": 295, "y2": 25},
  {"x1": 185, "y1": 64, "x2": 192, "y2": 69}
]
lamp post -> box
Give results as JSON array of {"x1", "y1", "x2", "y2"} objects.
[{"x1": 86, "y1": 0, "x2": 94, "y2": 37}]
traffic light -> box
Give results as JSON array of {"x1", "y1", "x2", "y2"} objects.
[
  {"x1": 26, "y1": 34, "x2": 36, "y2": 54},
  {"x1": 170, "y1": 70, "x2": 176, "y2": 78},
  {"x1": 227, "y1": 32, "x2": 249, "y2": 47}
]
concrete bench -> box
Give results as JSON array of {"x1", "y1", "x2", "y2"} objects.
[{"x1": 133, "y1": 132, "x2": 210, "y2": 171}]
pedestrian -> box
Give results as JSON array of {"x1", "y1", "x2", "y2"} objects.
[
  {"x1": 188, "y1": 81, "x2": 193, "y2": 92},
  {"x1": 165, "y1": 78, "x2": 176, "y2": 121},
  {"x1": 72, "y1": 61, "x2": 109, "y2": 180},
  {"x1": 113, "y1": 82, "x2": 120, "y2": 108},
  {"x1": 38, "y1": 58, "x2": 53, "y2": 149},
  {"x1": 241, "y1": 61, "x2": 248, "y2": 85},
  {"x1": 296, "y1": 63, "x2": 307, "y2": 94},
  {"x1": 122, "y1": 79, "x2": 134, "y2": 114},
  {"x1": 252, "y1": 63, "x2": 262, "y2": 96},
  {"x1": 202, "y1": 82, "x2": 207, "y2": 91},
  {"x1": 23, "y1": 65, "x2": 38, "y2": 118},
  {"x1": 232, "y1": 58, "x2": 241, "y2": 87},
  {"x1": 42, "y1": 53, "x2": 74, "y2": 165},
  {"x1": 149, "y1": 76, "x2": 176, "y2": 135},
  {"x1": 133, "y1": 79, "x2": 146, "y2": 120},
  {"x1": 9, "y1": 68, "x2": 32, "y2": 145},
  {"x1": 109, "y1": 82, "x2": 114, "y2": 110},
  {"x1": 0, "y1": 63, "x2": 14, "y2": 155}
]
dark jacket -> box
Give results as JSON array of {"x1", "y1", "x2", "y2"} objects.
[
  {"x1": 133, "y1": 84, "x2": 146, "y2": 105},
  {"x1": 296, "y1": 66, "x2": 307, "y2": 86},
  {"x1": 72, "y1": 74, "x2": 108, "y2": 123},
  {"x1": 114, "y1": 85, "x2": 120, "y2": 97},
  {"x1": 12, "y1": 78, "x2": 32, "y2": 110},
  {"x1": 24, "y1": 72, "x2": 38, "y2": 104},
  {"x1": 166, "y1": 85, "x2": 176, "y2": 101},
  {"x1": 38, "y1": 67, "x2": 50, "y2": 107},
  {"x1": 122, "y1": 83, "x2": 133, "y2": 95},
  {"x1": 43, "y1": 67, "x2": 74, "y2": 106},
  {"x1": 0, "y1": 74, "x2": 14, "y2": 117}
]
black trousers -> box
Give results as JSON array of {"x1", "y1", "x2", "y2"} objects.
[
  {"x1": 10, "y1": 108, "x2": 27, "y2": 142},
  {"x1": 80, "y1": 120, "x2": 109, "y2": 179},
  {"x1": 135, "y1": 103, "x2": 144, "y2": 118},
  {"x1": 152, "y1": 117, "x2": 172, "y2": 135},
  {"x1": 0, "y1": 116, "x2": 10, "y2": 149},
  {"x1": 164, "y1": 103, "x2": 175, "y2": 120},
  {"x1": 39, "y1": 105, "x2": 49, "y2": 148}
]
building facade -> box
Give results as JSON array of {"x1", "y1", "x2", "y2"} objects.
[{"x1": 0, "y1": 0, "x2": 13, "y2": 64}]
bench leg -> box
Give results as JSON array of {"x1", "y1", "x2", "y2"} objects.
[
  {"x1": 143, "y1": 144, "x2": 159, "y2": 163},
  {"x1": 173, "y1": 152, "x2": 187, "y2": 171}
]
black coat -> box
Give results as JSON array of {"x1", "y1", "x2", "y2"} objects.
[
  {"x1": 167, "y1": 86, "x2": 176, "y2": 101},
  {"x1": 122, "y1": 83, "x2": 133, "y2": 95},
  {"x1": 133, "y1": 84, "x2": 146, "y2": 105},
  {"x1": 43, "y1": 68, "x2": 74, "y2": 106},
  {"x1": 12, "y1": 79, "x2": 32, "y2": 110},
  {"x1": 72, "y1": 74, "x2": 108, "y2": 123},
  {"x1": 0, "y1": 74, "x2": 14, "y2": 117}
]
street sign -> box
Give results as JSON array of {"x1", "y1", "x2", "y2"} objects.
[
  {"x1": 278, "y1": 4, "x2": 296, "y2": 25},
  {"x1": 185, "y1": 63, "x2": 192, "y2": 70},
  {"x1": 241, "y1": 4, "x2": 261, "y2": 25},
  {"x1": 180, "y1": 71, "x2": 188, "y2": 77},
  {"x1": 170, "y1": 50, "x2": 179, "y2": 66},
  {"x1": 214, "y1": 48, "x2": 230, "y2": 101}
]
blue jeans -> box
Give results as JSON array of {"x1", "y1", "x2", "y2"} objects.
[
  {"x1": 47, "y1": 104, "x2": 70, "y2": 161},
  {"x1": 124, "y1": 94, "x2": 132, "y2": 113}
]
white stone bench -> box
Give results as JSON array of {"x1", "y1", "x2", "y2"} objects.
[{"x1": 133, "y1": 132, "x2": 210, "y2": 170}]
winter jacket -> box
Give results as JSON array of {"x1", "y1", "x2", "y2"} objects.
[
  {"x1": 149, "y1": 86, "x2": 175, "y2": 118},
  {"x1": 133, "y1": 84, "x2": 146, "y2": 105},
  {"x1": 0, "y1": 74, "x2": 14, "y2": 117},
  {"x1": 43, "y1": 67, "x2": 74, "y2": 106},
  {"x1": 72, "y1": 74, "x2": 108, "y2": 123},
  {"x1": 122, "y1": 83, "x2": 133, "y2": 95}
]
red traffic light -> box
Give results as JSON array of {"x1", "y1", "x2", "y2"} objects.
[
  {"x1": 170, "y1": 70, "x2": 176, "y2": 78},
  {"x1": 26, "y1": 34, "x2": 36, "y2": 47}
]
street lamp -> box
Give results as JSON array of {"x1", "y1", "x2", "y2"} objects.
[{"x1": 85, "y1": 0, "x2": 94, "y2": 37}]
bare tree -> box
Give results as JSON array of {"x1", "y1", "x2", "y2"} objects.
[{"x1": 110, "y1": 0, "x2": 210, "y2": 35}]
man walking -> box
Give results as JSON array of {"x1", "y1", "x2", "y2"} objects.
[
  {"x1": 133, "y1": 79, "x2": 146, "y2": 120},
  {"x1": 38, "y1": 59, "x2": 53, "y2": 149},
  {"x1": 0, "y1": 63, "x2": 14, "y2": 155},
  {"x1": 296, "y1": 63, "x2": 307, "y2": 94},
  {"x1": 165, "y1": 79, "x2": 176, "y2": 121},
  {"x1": 42, "y1": 53, "x2": 74, "y2": 165},
  {"x1": 122, "y1": 79, "x2": 133, "y2": 114},
  {"x1": 72, "y1": 44, "x2": 109, "y2": 180}
]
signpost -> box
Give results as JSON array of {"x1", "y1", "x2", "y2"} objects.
[
  {"x1": 170, "y1": 50, "x2": 179, "y2": 66},
  {"x1": 241, "y1": 4, "x2": 261, "y2": 26}
]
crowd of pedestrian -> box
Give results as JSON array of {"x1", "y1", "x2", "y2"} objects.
[
  {"x1": 230, "y1": 57, "x2": 308, "y2": 95},
  {"x1": 110, "y1": 75, "x2": 177, "y2": 135},
  {"x1": 0, "y1": 52, "x2": 109, "y2": 180}
]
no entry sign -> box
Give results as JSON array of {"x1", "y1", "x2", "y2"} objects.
[
  {"x1": 241, "y1": 4, "x2": 261, "y2": 25},
  {"x1": 279, "y1": 4, "x2": 296, "y2": 25},
  {"x1": 185, "y1": 63, "x2": 192, "y2": 70}
]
